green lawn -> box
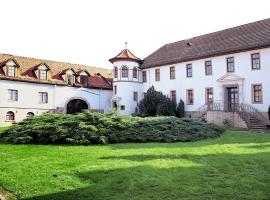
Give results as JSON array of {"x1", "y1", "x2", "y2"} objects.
[{"x1": 0, "y1": 128, "x2": 270, "y2": 200}]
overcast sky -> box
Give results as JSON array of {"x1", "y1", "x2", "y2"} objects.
[{"x1": 0, "y1": 0, "x2": 269, "y2": 69}]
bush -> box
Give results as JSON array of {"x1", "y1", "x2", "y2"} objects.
[
  {"x1": 0, "y1": 112, "x2": 224, "y2": 145},
  {"x1": 268, "y1": 105, "x2": 270, "y2": 121},
  {"x1": 176, "y1": 99, "x2": 185, "y2": 118},
  {"x1": 136, "y1": 86, "x2": 175, "y2": 116}
]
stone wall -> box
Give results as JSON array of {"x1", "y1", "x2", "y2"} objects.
[{"x1": 206, "y1": 111, "x2": 247, "y2": 129}]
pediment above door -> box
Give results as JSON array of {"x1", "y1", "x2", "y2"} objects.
[{"x1": 217, "y1": 73, "x2": 244, "y2": 84}]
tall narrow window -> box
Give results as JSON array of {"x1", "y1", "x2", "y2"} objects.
[
  {"x1": 170, "y1": 66, "x2": 175, "y2": 79},
  {"x1": 114, "y1": 67, "x2": 118, "y2": 78},
  {"x1": 39, "y1": 69, "x2": 47, "y2": 80},
  {"x1": 142, "y1": 71, "x2": 147, "y2": 82},
  {"x1": 133, "y1": 92, "x2": 138, "y2": 102},
  {"x1": 205, "y1": 88, "x2": 213, "y2": 104},
  {"x1": 81, "y1": 75, "x2": 89, "y2": 88},
  {"x1": 6, "y1": 111, "x2": 15, "y2": 121},
  {"x1": 186, "y1": 64, "x2": 192, "y2": 77},
  {"x1": 205, "y1": 60, "x2": 212, "y2": 75},
  {"x1": 7, "y1": 66, "x2": 15, "y2": 77},
  {"x1": 251, "y1": 53, "x2": 260, "y2": 70},
  {"x1": 170, "y1": 90, "x2": 176, "y2": 103},
  {"x1": 8, "y1": 89, "x2": 18, "y2": 101},
  {"x1": 155, "y1": 69, "x2": 160, "y2": 81},
  {"x1": 114, "y1": 85, "x2": 117, "y2": 95},
  {"x1": 121, "y1": 66, "x2": 128, "y2": 78},
  {"x1": 187, "y1": 89, "x2": 194, "y2": 105},
  {"x1": 133, "y1": 67, "x2": 138, "y2": 79},
  {"x1": 227, "y1": 57, "x2": 235, "y2": 72},
  {"x1": 252, "y1": 84, "x2": 263, "y2": 103},
  {"x1": 39, "y1": 92, "x2": 48, "y2": 103},
  {"x1": 67, "y1": 75, "x2": 74, "y2": 85}
]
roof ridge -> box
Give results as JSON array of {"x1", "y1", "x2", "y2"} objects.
[
  {"x1": 0, "y1": 53, "x2": 111, "y2": 72},
  {"x1": 165, "y1": 18, "x2": 270, "y2": 46}
]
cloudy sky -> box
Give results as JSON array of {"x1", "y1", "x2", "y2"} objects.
[{"x1": 0, "y1": 0, "x2": 269, "y2": 69}]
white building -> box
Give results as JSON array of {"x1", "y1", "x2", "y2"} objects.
[
  {"x1": 110, "y1": 18, "x2": 270, "y2": 130},
  {"x1": 0, "y1": 54, "x2": 113, "y2": 126}
]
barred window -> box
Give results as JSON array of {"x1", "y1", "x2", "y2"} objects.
[
  {"x1": 170, "y1": 66, "x2": 175, "y2": 79},
  {"x1": 133, "y1": 92, "x2": 138, "y2": 102},
  {"x1": 206, "y1": 88, "x2": 213, "y2": 103},
  {"x1": 170, "y1": 90, "x2": 176, "y2": 102},
  {"x1": 121, "y1": 66, "x2": 128, "y2": 78},
  {"x1": 142, "y1": 71, "x2": 147, "y2": 82},
  {"x1": 39, "y1": 92, "x2": 48, "y2": 103},
  {"x1": 186, "y1": 64, "x2": 192, "y2": 77},
  {"x1": 6, "y1": 111, "x2": 15, "y2": 121},
  {"x1": 8, "y1": 89, "x2": 18, "y2": 101},
  {"x1": 251, "y1": 53, "x2": 260, "y2": 70},
  {"x1": 155, "y1": 69, "x2": 160, "y2": 81},
  {"x1": 205, "y1": 61, "x2": 212, "y2": 75},
  {"x1": 187, "y1": 89, "x2": 194, "y2": 104},
  {"x1": 227, "y1": 57, "x2": 235, "y2": 72},
  {"x1": 252, "y1": 84, "x2": 262, "y2": 103}
]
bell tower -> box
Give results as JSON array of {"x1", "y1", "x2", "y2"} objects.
[{"x1": 109, "y1": 43, "x2": 143, "y2": 114}]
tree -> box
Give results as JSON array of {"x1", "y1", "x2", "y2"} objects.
[
  {"x1": 176, "y1": 99, "x2": 185, "y2": 118},
  {"x1": 136, "y1": 86, "x2": 175, "y2": 116}
]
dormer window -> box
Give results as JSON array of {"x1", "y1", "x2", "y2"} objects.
[
  {"x1": 81, "y1": 75, "x2": 89, "y2": 87},
  {"x1": 67, "y1": 74, "x2": 74, "y2": 85},
  {"x1": 39, "y1": 69, "x2": 47, "y2": 80},
  {"x1": 7, "y1": 66, "x2": 15, "y2": 77}
]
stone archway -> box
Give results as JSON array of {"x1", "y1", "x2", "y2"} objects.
[{"x1": 66, "y1": 98, "x2": 90, "y2": 114}]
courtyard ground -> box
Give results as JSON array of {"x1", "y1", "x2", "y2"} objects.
[{"x1": 0, "y1": 128, "x2": 270, "y2": 200}]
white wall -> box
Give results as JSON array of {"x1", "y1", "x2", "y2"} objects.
[
  {"x1": 142, "y1": 48, "x2": 270, "y2": 112},
  {"x1": 112, "y1": 60, "x2": 142, "y2": 114},
  {"x1": 0, "y1": 80, "x2": 112, "y2": 125}
]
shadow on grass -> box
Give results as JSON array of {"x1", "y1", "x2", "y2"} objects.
[{"x1": 23, "y1": 151, "x2": 270, "y2": 200}]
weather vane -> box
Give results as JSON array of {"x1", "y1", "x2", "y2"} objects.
[{"x1": 125, "y1": 41, "x2": 128, "y2": 49}]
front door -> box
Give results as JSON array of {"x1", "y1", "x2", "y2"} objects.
[{"x1": 227, "y1": 87, "x2": 239, "y2": 111}]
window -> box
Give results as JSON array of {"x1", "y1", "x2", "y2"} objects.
[
  {"x1": 187, "y1": 89, "x2": 194, "y2": 105},
  {"x1": 114, "y1": 85, "x2": 117, "y2": 95},
  {"x1": 227, "y1": 57, "x2": 235, "y2": 72},
  {"x1": 114, "y1": 67, "x2": 118, "y2": 78},
  {"x1": 142, "y1": 71, "x2": 147, "y2": 82},
  {"x1": 155, "y1": 69, "x2": 160, "y2": 81},
  {"x1": 67, "y1": 74, "x2": 74, "y2": 85},
  {"x1": 133, "y1": 92, "x2": 138, "y2": 102},
  {"x1": 205, "y1": 88, "x2": 213, "y2": 104},
  {"x1": 205, "y1": 61, "x2": 212, "y2": 75},
  {"x1": 6, "y1": 111, "x2": 15, "y2": 121},
  {"x1": 170, "y1": 66, "x2": 175, "y2": 79},
  {"x1": 186, "y1": 64, "x2": 192, "y2": 77},
  {"x1": 39, "y1": 92, "x2": 48, "y2": 103},
  {"x1": 251, "y1": 53, "x2": 260, "y2": 70},
  {"x1": 81, "y1": 75, "x2": 89, "y2": 88},
  {"x1": 252, "y1": 84, "x2": 263, "y2": 103},
  {"x1": 8, "y1": 89, "x2": 18, "y2": 101},
  {"x1": 120, "y1": 105, "x2": 125, "y2": 110},
  {"x1": 39, "y1": 69, "x2": 47, "y2": 80},
  {"x1": 170, "y1": 90, "x2": 176, "y2": 103},
  {"x1": 27, "y1": 112, "x2": 34, "y2": 117},
  {"x1": 121, "y1": 66, "x2": 128, "y2": 78},
  {"x1": 133, "y1": 67, "x2": 138, "y2": 79},
  {"x1": 7, "y1": 66, "x2": 15, "y2": 77}
]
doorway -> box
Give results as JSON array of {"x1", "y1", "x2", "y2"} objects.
[{"x1": 226, "y1": 87, "x2": 239, "y2": 111}]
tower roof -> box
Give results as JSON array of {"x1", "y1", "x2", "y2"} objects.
[{"x1": 109, "y1": 48, "x2": 141, "y2": 64}]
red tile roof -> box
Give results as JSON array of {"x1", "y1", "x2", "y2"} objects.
[
  {"x1": 0, "y1": 54, "x2": 112, "y2": 90},
  {"x1": 142, "y1": 18, "x2": 270, "y2": 68},
  {"x1": 109, "y1": 48, "x2": 141, "y2": 63}
]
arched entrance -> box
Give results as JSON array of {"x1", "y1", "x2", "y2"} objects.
[{"x1": 66, "y1": 98, "x2": 89, "y2": 114}]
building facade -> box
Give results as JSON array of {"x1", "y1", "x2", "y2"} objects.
[
  {"x1": 110, "y1": 18, "x2": 270, "y2": 130},
  {"x1": 0, "y1": 54, "x2": 113, "y2": 126}
]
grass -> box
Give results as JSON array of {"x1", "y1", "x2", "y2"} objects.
[{"x1": 0, "y1": 128, "x2": 270, "y2": 200}]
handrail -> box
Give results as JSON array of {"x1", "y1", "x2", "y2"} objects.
[{"x1": 196, "y1": 101, "x2": 268, "y2": 128}]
